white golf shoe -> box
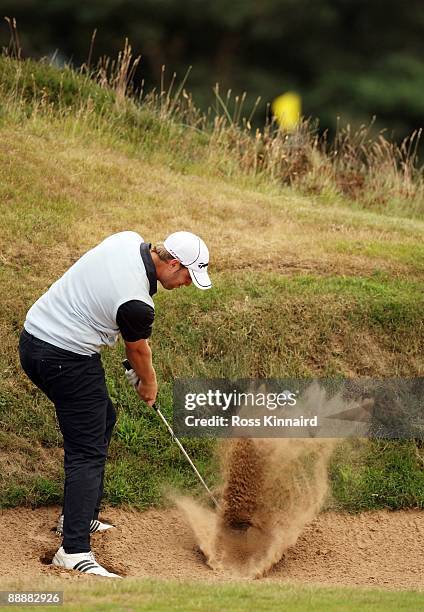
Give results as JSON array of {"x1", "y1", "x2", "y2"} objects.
[
  {"x1": 56, "y1": 514, "x2": 114, "y2": 536},
  {"x1": 52, "y1": 546, "x2": 122, "y2": 578}
]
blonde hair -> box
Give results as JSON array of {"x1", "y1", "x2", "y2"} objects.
[{"x1": 151, "y1": 243, "x2": 174, "y2": 262}]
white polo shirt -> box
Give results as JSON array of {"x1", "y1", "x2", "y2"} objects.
[{"x1": 24, "y1": 231, "x2": 154, "y2": 355}]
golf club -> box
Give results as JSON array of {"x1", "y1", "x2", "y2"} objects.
[{"x1": 122, "y1": 359, "x2": 220, "y2": 509}]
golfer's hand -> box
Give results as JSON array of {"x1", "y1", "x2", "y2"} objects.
[
  {"x1": 136, "y1": 380, "x2": 158, "y2": 407},
  {"x1": 124, "y1": 367, "x2": 139, "y2": 387}
]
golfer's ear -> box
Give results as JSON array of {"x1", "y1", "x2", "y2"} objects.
[{"x1": 168, "y1": 258, "x2": 181, "y2": 269}]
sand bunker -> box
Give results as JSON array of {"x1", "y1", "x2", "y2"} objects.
[{"x1": 1, "y1": 504, "x2": 423, "y2": 590}]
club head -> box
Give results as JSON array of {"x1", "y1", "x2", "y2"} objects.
[{"x1": 227, "y1": 519, "x2": 252, "y2": 532}]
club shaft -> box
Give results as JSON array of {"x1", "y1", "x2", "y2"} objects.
[
  {"x1": 122, "y1": 357, "x2": 219, "y2": 508},
  {"x1": 155, "y1": 408, "x2": 220, "y2": 508}
]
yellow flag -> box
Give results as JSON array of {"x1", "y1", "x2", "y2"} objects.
[{"x1": 272, "y1": 92, "x2": 301, "y2": 131}]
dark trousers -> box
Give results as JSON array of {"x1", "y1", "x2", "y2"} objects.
[{"x1": 19, "y1": 329, "x2": 116, "y2": 553}]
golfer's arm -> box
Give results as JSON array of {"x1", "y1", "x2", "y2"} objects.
[{"x1": 124, "y1": 339, "x2": 156, "y2": 386}]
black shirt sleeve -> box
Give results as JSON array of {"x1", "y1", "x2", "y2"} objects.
[{"x1": 116, "y1": 300, "x2": 155, "y2": 342}]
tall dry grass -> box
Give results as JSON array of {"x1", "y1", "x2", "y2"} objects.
[
  {"x1": 2, "y1": 23, "x2": 424, "y2": 218},
  {"x1": 102, "y1": 40, "x2": 424, "y2": 217}
]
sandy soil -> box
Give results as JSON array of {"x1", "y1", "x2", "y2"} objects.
[{"x1": 0, "y1": 505, "x2": 423, "y2": 590}]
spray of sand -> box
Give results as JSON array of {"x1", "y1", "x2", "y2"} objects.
[
  {"x1": 174, "y1": 381, "x2": 372, "y2": 578},
  {"x1": 176, "y1": 437, "x2": 337, "y2": 578}
]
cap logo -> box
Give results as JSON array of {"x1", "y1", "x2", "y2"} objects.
[{"x1": 198, "y1": 262, "x2": 208, "y2": 269}]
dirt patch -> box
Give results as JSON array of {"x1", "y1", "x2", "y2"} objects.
[
  {"x1": 213, "y1": 253, "x2": 417, "y2": 279},
  {"x1": 0, "y1": 503, "x2": 423, "y2": 589}
]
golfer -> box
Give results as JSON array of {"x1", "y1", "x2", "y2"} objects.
[{"x1": 19, "y1": 230, "x2": 211, "y2": 577}]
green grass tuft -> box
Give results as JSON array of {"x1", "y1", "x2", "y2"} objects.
[
  {"x1": 0, "y1": 56, "x2": 115, "y2": 112},
  {"x1": 330, "y1": 440, "x2": 424, "y2": 511}
]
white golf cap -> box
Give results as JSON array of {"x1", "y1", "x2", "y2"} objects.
[{"x1": 164, "y1": 231, "x2": 212, "y2": 290}]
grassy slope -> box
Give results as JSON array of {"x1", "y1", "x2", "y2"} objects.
[{"x1": 0, "y1": 57, "x2": 423, "y2": 511}]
